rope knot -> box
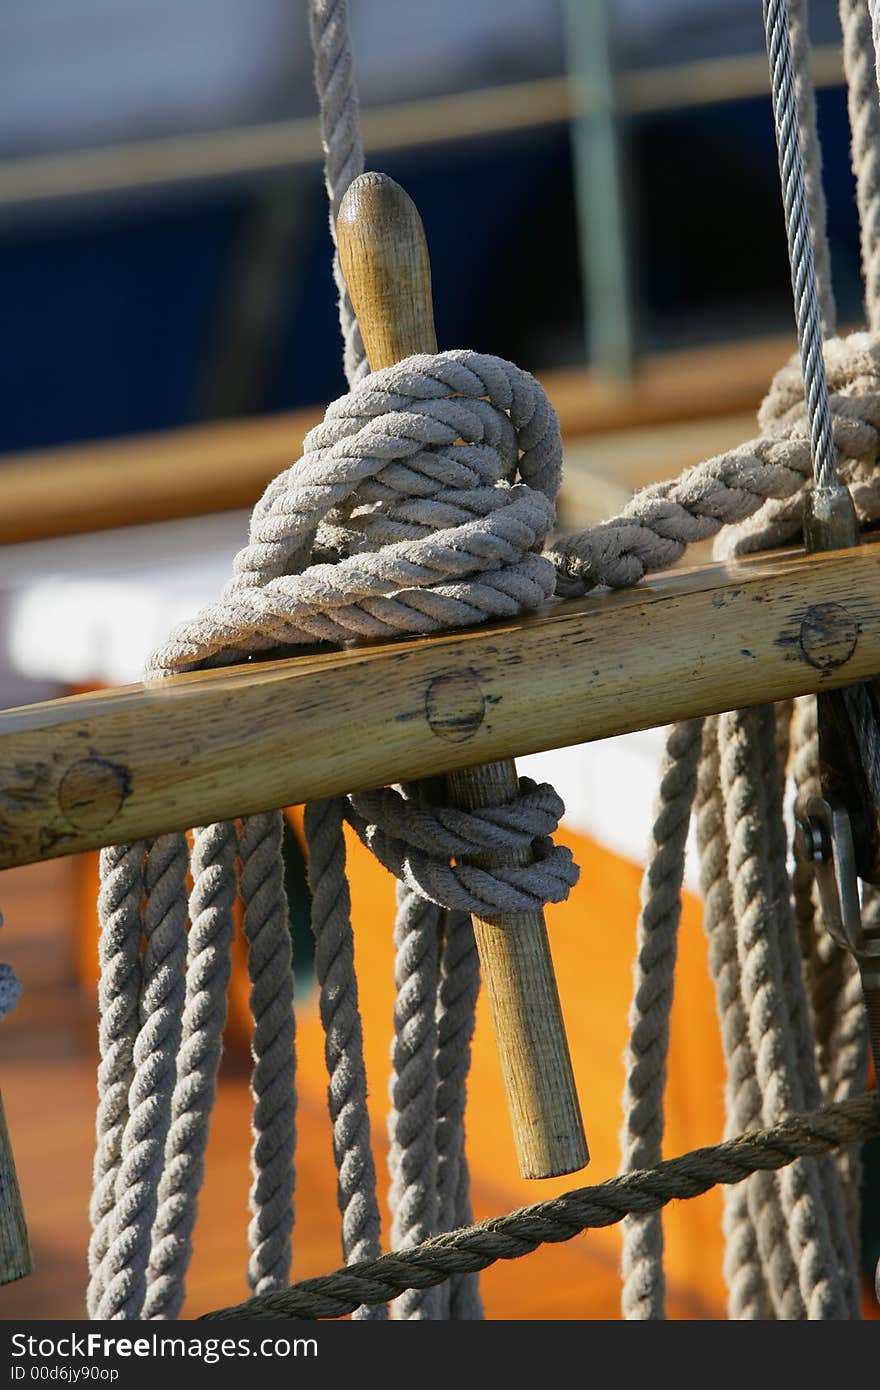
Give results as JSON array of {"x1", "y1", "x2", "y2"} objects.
[
  {"x1": 344, "y1": 777, "x2": 579, "y2": 918},
  {"x1": 760, "y1": 329, "x2": 880, "y2": 466},
  {"x1": 151, "y1": 351, "x2": 562, "y2": 676},
  {"x1": 549, "y1": 331, "x2": 880, "y2": 596}
]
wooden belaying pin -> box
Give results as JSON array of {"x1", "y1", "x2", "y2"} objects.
[
  {"x1": 0, "y1": 1089, "x2": 32, "y2": 1285},
  {"x1": 337, "y1": 171, "x2": 588, "y2": 1179}
]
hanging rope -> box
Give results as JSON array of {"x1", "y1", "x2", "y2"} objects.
[
  {"x1": 143, "y1": 823, "x2": 236, "y2": 1320},
  {"x1": 789, "y1": 0, "x2": 836, "y2": 333},
  {"x1": 840, "y1": 2, "x2": 880, "y2": 331},
  {"x1": 619, "y1": 718, "x2": 702, "y2": 1320},
  {"x1": 765, "y1": 0, "x2": 838, "y2": 490},
  {"x1": 303, "y1": 797, "x2": 385, "y2": 1321},
  {"x1": 88, "y1": 844, "x2": 144, "y2": 1317},
  {"x1": 617, "y1": 0, "x2": 872, "y2": 1323},
  {"x1": 308, "y1": 0, "x2": 367, "y2": 386}
]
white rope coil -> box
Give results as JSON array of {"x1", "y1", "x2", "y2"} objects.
[
  {"x1": 552, "y1": 331, "x2": 880, "y2": 592},
  {"x1": 151, "y1": 352, "x2": 561, "y2": 676}
]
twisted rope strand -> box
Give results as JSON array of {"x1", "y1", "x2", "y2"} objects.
[
  {"x1": 435, "y1": 910, "x2": 483, "y2": 1320},
  {"x1": 150, "y1": 353, "x2": 562, "y2": 677},
  {"x1": 143, "y1": 822, "x2": 237, "y2": 1319},
  {"x1": 758, "y1": 708, "x2": 860, "y2": 1315},
  {"x1": 620, "y1": 718, "x2": 702, "y2": 1321},
  {"x1": 764, "y1": 0, "x2": 838, "y2": 490},
  {"x1": 345, "y1": 779, "x2": 577, "y2": 918},
  {"x1": 97, "y1": 834, "x2": 189, "y2": 1321},
  {"x1": 303, "y1": 798, "x2": 386, "y2": 1321},
  {"x1": 308, "y1": 0, "x2": 366, "y2": 386},
  {"x1": 202, "y1": 1096, "x2": 880, "y2": 1321},
  {"x1": 87, "y1": 843, "x2": 145, "y2": 1318},
  {"x1": 551, "y1": 329, "x2": 880, "y2": 594},
  {"x1": 839, "y1": 0, "x2": 880, "y2": 330},
  {"x1": 696, "y1": 720, "x2": 777, "y2": 1318},
  {"x1": 721, "y1": 706, "x2": 849, "y2": 1318},
  {"x1": 789, "y1": 0, "x2": 836, "y2": 332},
  {"x1": 387, "y1": 881, "x2": 441, "y2": 1320},
  {"x1": 239, "y1": 812, "x2": 297, "y2": 1295}
]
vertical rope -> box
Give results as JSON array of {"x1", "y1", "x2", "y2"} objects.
[
  {"x1": 387, "y1": 881, "x2": 441, "y2": 1319},
  {"x1": 308, "y1": 0, "x2": 482, "y2": 1323},
  {"x1": 143, "y1": 822, "x2": 237, "y2": 1319},
  {"x1": 304, "y1": 0, "x2": 394, "y2": 1320},
  {"x1": 620, "y1": 718, "x2": 702, "y2": 1320},
  {"x1": 97, "y1": 834, "x2": 189, "y2": 1320},
  {"x1": 762, "y1": 709, "x2": 860, "y2": 1315},
  {"x1": 839, "y1": 0, "x2": 880, "y2": 330},
  {"x1": 308, "y1": 0, "x2": 367, "y2": 386},
  {"x1": 239, "y1": 812, "x2": 297, "y2": 1295},
  {"x1": 435, "y1": 910, "x2": 483, "y2": 1320},
  {"x1": 696, "y1": 719, "x2": 783, "y2": 1318},
  {"x1": 87, "y1": 842, "x2": 145, "y2": 1317},
  {"x1": 763, "y1": 0, "x2": 838, "y2": 489},
  {"x1": 789, "y1": 0, "x2": 836, "y2": 332},
  {"x1": 721, "y1": 706, "x2": 851, "y2": 1317},
  {"x1": 304, "y1": 798, "x2": 386, "y2": 1321}
]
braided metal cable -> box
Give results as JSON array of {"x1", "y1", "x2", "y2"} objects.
[
  {"x1": 763, "y1": 0, "x2": 839, "y2": 490},
  {"x1": 790, "y1": 0, "x2": 836, "y2": 332}
]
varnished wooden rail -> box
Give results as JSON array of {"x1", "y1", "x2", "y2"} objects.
[{"x1": 1, "y1": 539, "x2": 879, "y2": 874}]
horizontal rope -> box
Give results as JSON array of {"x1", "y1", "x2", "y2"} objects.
[
  {"x1": 202, "y1": 1093, "x2": 880, "y2": 1320},
  {"x1": 550, "y1": 331, "x2": 880, "y2": 594}
]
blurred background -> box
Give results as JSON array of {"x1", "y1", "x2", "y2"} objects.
[
  {"x1": 0, "y1": 0, "x2": 863, "y2": 454},
  {"x1": 0, "y1": 0, "x2": 878, "y2": 1320}
]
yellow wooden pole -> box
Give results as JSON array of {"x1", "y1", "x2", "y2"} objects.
[{"x1": 337, "y1": 171, "x2": 590, "y2": 1178}]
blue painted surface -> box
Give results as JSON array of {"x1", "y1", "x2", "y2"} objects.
[{"x1": 0, "y1": 88, "x2": 867, "y2": 452}]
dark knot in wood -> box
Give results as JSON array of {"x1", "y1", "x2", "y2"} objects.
[
  {"x1": 799, "y1": 602, "x2": 859, "y2": 671},
  {"x1": 425, "y1": 671, "x2": 486, "y2": 743},
  {"x1": 58, "y1": 757, "x2": 131, "y2": 830}
]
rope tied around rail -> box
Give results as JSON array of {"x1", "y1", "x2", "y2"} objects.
[
  {"x1": 551, "y1": 330, "x2": 880, "y2": 595},
  {"x1": 150, "y1": 351, "x2": 562, "y2": 674}
]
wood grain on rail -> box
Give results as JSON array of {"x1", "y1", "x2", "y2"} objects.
[{"x1": 1, "y1": 540, "x2": 880, "y2": 872}]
